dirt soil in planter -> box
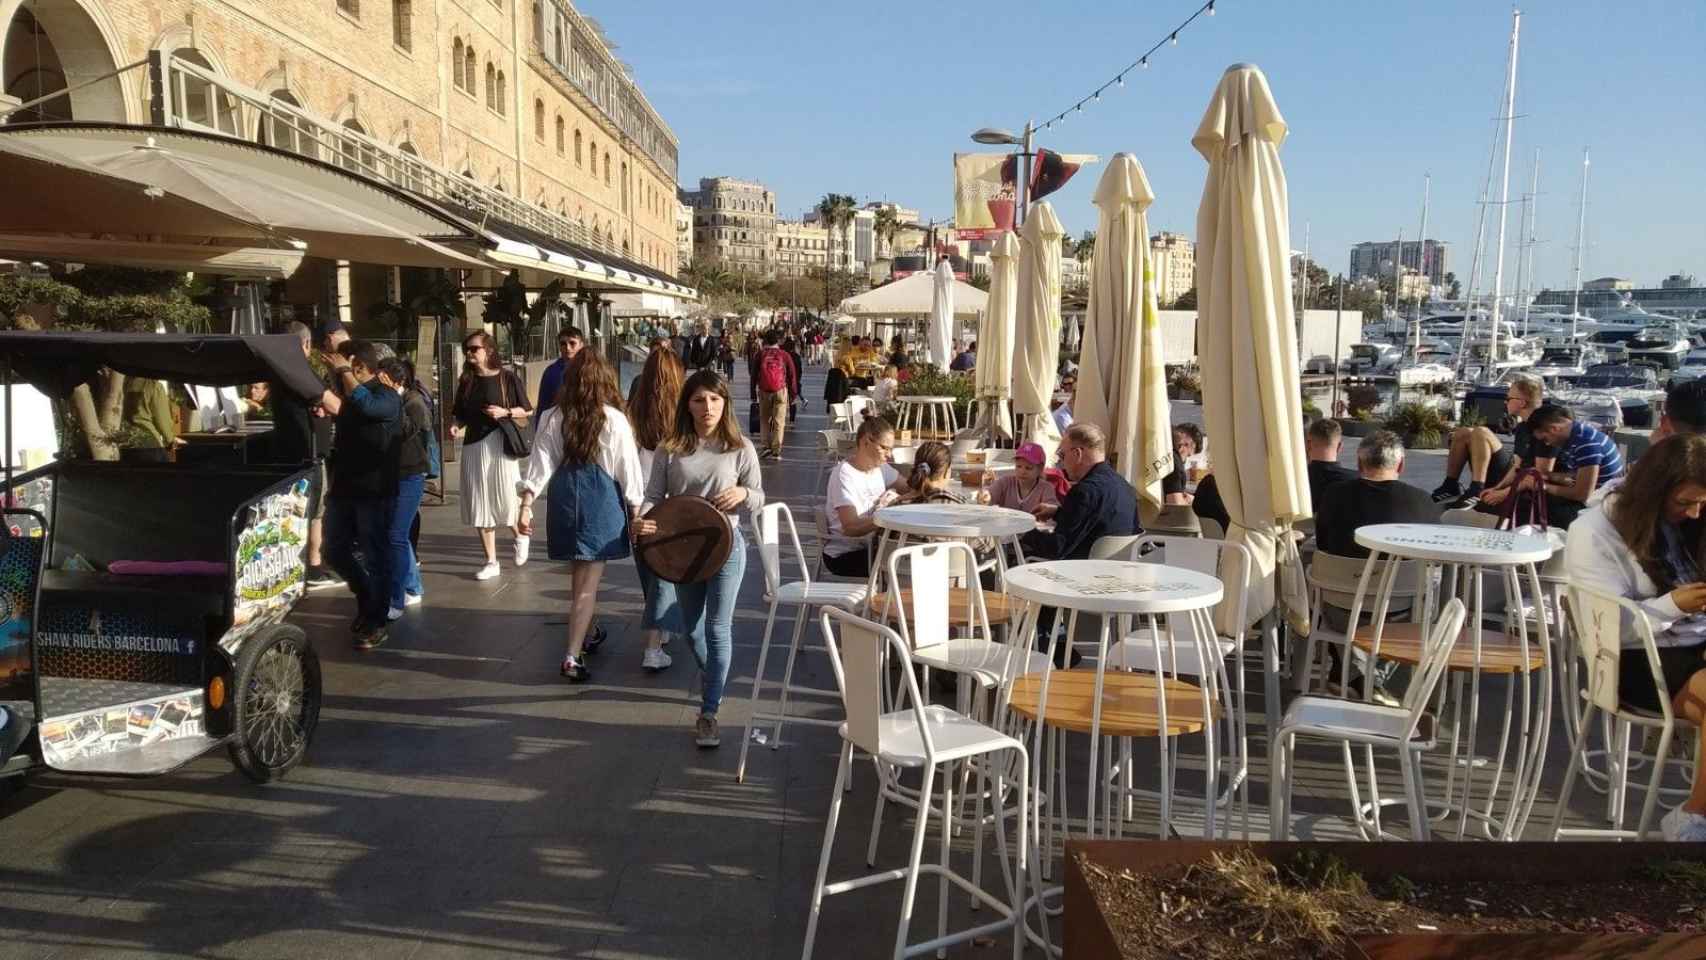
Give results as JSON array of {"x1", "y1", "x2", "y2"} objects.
[{"x1": 1077, "y1": 849, "x2": 1706, "y2": 960}]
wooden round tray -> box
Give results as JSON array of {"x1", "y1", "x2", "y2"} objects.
[{"x1": 635, "y1": 496, "x2": 734, "y2": 584}]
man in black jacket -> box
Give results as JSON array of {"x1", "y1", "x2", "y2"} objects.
[
  {"x1": 1315, "y1": 430, "x2": 1442, "y2": 559},
  {"x1": 686, "y1": 320, "x2": 719, "y2": 370},
  {"x1": 1306, "y1": 417, "x2": 1358, "y2": 507},
  {"x1": 322, "y1": 340, "x2": 404, "y2": 649}
]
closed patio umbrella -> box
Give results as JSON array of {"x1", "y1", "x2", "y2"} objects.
[
  {"x1": 971, "y1": 231, "x2": 1020, "y2": 443},
  {"x1": 1193, "y1": 63, "x2": 1310, "y2": 634},
  {"x1": 927, "y1": 258, "x2": 955, "y2": 369},
  {"x1": 1012, "y1": 200, "x2": 1066, "y2": 449},
  {"x1": 1074, "y1": 154, "x2": 1172, "y2": 505}
]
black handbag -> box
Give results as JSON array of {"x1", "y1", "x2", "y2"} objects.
[{"x1": 494, "y1": 370, "x2": 534, "y2": 459}]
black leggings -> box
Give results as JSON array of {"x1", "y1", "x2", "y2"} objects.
[{"x1": 822, "y1": 547, "x2": 872, "y2": 579}]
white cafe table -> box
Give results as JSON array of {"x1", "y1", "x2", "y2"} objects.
[
  {"x1": 1336, "y1": 522, "x2": 1555, "y2": 841},
  {"x1": 864, "y1": 504, "x2": 1037, "y2": 623},
  {"x1": 892, "y1": 395, "x2": 960, "y2": 441}
]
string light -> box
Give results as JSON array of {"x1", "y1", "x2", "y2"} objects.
[{"x1": 1028, "y1": 0, "x2": 1217, "y2": 131}]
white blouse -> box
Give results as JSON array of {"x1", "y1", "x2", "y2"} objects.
[{"x1": 519, "y1": 405, "x2": 645, "y2": 509}]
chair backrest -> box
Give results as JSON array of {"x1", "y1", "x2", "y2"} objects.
[
  {"x1": 1137, "y1": 533, "x2": 1253, "y2": 639},
  {"x1": 1567, "y1": 580, "x2": 1665, "y2": 716},
  {"x1": 818, "y1": 429, "x2": 846, "y2": 454},
  {"x1": 829, "y1": 402, "x2": 849, "y2": 425},
  {"x1": 885, "y1": 540, "x2": 989, "y2": 652},
  {"x1": 1140, "y1": 501, "x2": 1202, "y2": 537},
  {"x1": 890, "y1": 446, "x2": 916, "y2": 466},
  {"x1": 1200, "y1": 517, "x2": 1227, "y2": 541},
  {"x1": 1090, "y1": 534, "x2": 1144, "y2": 561},
  {"x1": 1404, "y1": 598, "x2": 1468, "y2": 733},
  {"x1": 1309, "y1": 550, "x2": 1419, "y2": 612},
  {"x1": 751, "y1": 502, "x2": 808, "y2": 595},
  {"x1": 846, "y1": 395, "x2": 874, "y2": 423},
  {"x1": 1442, "y1": 508, "x2": 1499, "y2": 530},
  {"x1": 820, "y1": 607, "x2": 929, "y2": 759}
]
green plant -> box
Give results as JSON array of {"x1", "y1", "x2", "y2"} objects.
[
  {"x1": 1301, "y1": 392, "x2": 1322, "y2": 420},
  {"x1": 1169, "y1": 367, "x2": 1202, "y2": 394},
  {"x1": 1458, "y1": 402, "x2": 1486, "y2": 428},
  {"x1": 1386, "y1": 402, "x2": 1449, "y2": 448},
  {"x1": 897, "y1": 364, "x2": 975, "y2": 421},
  {"x1": 1345, "y1": 384, "x2": 1382, "y2": 418}
]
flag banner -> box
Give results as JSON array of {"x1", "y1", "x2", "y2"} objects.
[
  {"x1": 954, "y1": 153, "x2": 1014, "y2": 240},
  {"x1": 1030, "y1": 150, "x2": 1099, "y2": 202}
]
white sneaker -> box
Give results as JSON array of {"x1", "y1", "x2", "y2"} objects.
[
  {"x1": 641, "y1": 647, "x2": 672, "y2": 672},
  {"x1": 1662, "y1": 805, "x2": 1706, "y2": 841},
  {"x1": 475, "y1": 561, "x2": 500, "y2": 581},
  {"x1": 404, "y1": 592, "x2": 423, "y2": 607},
  {"x1": 514, "y1": 536, "x2": 531, "y2": 566},
  {"x1": 387, "y1": 606, "x2": 405, "y2": 622}
]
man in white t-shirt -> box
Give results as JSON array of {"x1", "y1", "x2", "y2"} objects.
[{"x1": 823, "y1": 416, "x2": 906, "y2": 578}]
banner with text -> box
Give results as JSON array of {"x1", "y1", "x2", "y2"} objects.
[{"x1": 953, "y1": 153, "x2": 1015, "y2": 240}]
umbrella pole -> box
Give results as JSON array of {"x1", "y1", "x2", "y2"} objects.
[{"x1": 1330, "y1": 280, "x2": 1344, "y2": 419}]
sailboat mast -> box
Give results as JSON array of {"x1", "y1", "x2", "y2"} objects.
[
  {"x1": 1487, "y1": 8, "x2": 1521, "y2": 380},
  {"x1": 1569, "y1": 148, "x2": 1591, "y2": 336},
  {"x1": 1413, "y1": 173, "x2": 1430, "y2": 362},
  {"x1": 1514, "y1": 148, "x2": 1540, "y2": 337}
]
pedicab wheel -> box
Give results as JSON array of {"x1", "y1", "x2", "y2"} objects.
[{"x1": 227, "y1": 624, "x2": 322, "y2": 783}]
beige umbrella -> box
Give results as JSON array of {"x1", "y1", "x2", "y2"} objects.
[
  {"x1": 1012, "y1": 201, "x2": 1066, "y2": 449},
  {"x1": 971, "y1": 231, "x2": 1020, "y2": 442},
  {"x1": 1193, "y1": 63, "x2": 1310, "y2": 635},
  {"x1": 1074, "y1": 154, "x2": 1172, "y2": 506}
]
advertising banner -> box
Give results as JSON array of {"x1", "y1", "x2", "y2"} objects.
[{"x1": 953, "y1": 153, "x2": 1014, "y2": 240}]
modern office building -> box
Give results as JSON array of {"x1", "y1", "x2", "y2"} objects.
[{"x1": 1349, "y1": 239, "x2": 1449, "y2": 286}]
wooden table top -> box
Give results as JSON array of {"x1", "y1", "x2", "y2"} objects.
[
  {"x1": 1351, "y1": 621, "x2": 1546, "y2": 674},
  {"x1": 1008, "y1": 668, "x2": 1218, "y2": 737},
  {"x1": 869, "y1": 588, "x2": 1019, "y2": 626}
]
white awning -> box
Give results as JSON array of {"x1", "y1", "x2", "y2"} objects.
[
  {"x1": 483, "y1": 236, "x2": 698, "y2": 300},
  {"x1": 839, "y1": 270, "x2": 988, "y2": 319}
]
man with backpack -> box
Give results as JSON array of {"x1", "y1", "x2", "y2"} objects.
[{"x1": 754, "y1": 330, "x2": 798, "y2": 460}]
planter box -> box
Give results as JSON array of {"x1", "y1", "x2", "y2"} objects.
[
  {"x1": 1338, "y1": 418, "x2": 1379, "y2": 438},
  {"x1": 1066, "y1": 840, "x2": 1706, "y2": 960}
]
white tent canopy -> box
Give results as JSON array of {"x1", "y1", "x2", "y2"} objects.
[{"x1": 839, "y1": 270, "x2": 988, "y2": 319}]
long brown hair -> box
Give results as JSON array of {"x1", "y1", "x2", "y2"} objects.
[
  {"x1": 557, "y1": 352, "x2": 624, "y2": 464},
  {"x1": 455, "y1": 330, "x2": 501, "y2": 409},
  {"x1": 628, "y1": 343, "x2": 685, "y2": 452},
  {"x1": 665, "y1": 368, "x2": 743, "y2": 455},
  {"x1": 907, "y1": 441, "x2": 952, "y2": 492},
  {"x1": 1608, "y1": 433, "x2": 1706, "y2": 590}
]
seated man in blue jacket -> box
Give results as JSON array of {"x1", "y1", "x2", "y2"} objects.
[{"x1": 1021, "y1": 423, "x2": 1141, "y2": 660}]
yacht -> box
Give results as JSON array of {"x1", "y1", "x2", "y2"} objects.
[
  {"x1": 1530, "y1": 343, "x2": 1595, "y2": 381},
  {"x1": 1458, "y1": 332, "x2": 1538, "y2": 383},
  {"x1": 1557, "y1": 363, "x2": 1662, "y2": 428},
  {"x1": 1342, "y1": 342, "x2": 1404, "y2": 376},
  {"x1": 1668, "y1": 348, "x2": 1706, "y2": 385},
  {"x1": 1395, "y1": 362, "x2": 1456, "y2": 387},
  {"x1": 1626, "y1": 324, "x2": 1692, "y2": 370}
]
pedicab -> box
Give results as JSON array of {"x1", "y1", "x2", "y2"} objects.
[{"x1": 0, "y1": 331, "x2": 324, "y2": 785}]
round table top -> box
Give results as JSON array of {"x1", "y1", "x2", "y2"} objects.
[
  {"x1": 1354, "y1": 523, "x2": 1556, "y2": 565},
  {"x1": 1003, "y1": 559, "x2": 1224, "y2": 615},
  {"x1": 874, "y1": 503, "x2": 1037, "y2": 538},
  {"x1": 895, "y1": 395, "x2": 957, "y2": 404}
]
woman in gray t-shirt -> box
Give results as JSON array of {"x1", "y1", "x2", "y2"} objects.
[{"x1": 635, "y1": 369, "x2": 765, "y2": 748}]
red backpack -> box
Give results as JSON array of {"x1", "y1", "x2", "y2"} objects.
[{"x1": 758, "y1": 347, "x2": 789, "y2": 393}]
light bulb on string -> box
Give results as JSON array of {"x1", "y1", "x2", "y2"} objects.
[
  {"x1": 1170, "y1": 32, "x2": 1178, "y2": 45},
  {"x1": 1141, "y1": 57, "x2": 1148, "y2": 69},
  {"x1": 1208, "y1": 0, "x2": 1215, "y2": 14},
  {"x1": 1117, "y1": 74, "x2": 1125, "y2": 87},
  {"x1": 1093, "y1": 90, "x2": 1100, "y2": 101}
]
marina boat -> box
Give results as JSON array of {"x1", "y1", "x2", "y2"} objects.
[
  {"x1": 1667, "y1": 348, "x2": 1706, "y2": 384},
  {"x1": 1530, "y1": 343, "x2": 1596, "y2": 381},
  {"x1": 1395, "y1": 362, "x2": 1456, "y2": 387},
  {"x1": 1625, "y1": 324, "x2": 1692, "y2": 370},
  {"x1": 1457, "y1": 331, "x2": 1538, "y2": 383},
  {"x1": 1556, "y1": 363, "x2": 1662, "y2": 428},
  {"x1": 1342, "y1": 342, "x2": 1404, "y2": 376}
]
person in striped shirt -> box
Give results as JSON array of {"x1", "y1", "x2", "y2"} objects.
[{"x1": 1526, "y1": 403, "x2": 1626, "y2": 528}]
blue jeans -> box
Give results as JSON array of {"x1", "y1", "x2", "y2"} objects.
[
  {"x1": 636, "y1": 555, "x2": 683, "y2": 632},
  {"x1": 324, "y1": 495, "x2": 393, "y2": 626},
  {"x1": 388, "y1": 474, "x2": 425, "y2": 610},
  {"x1": 674, "y1": 530, "x2": 746, "y2": 716}
]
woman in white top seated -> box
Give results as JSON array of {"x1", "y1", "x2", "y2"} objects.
[
  {"x1": 822, "y1": 415, "x2": 908, "y2": 578},
  {"x1": 1565, "y1": 433, "x2": 1706, "y2": 841}
]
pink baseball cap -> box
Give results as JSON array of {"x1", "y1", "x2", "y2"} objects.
[{"x1": 1014, "y1": 442, "x2": 1046, "y2": 465}]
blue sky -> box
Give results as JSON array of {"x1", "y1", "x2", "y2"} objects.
[{"x1": 590, "y1": 1, "x2": 1704, "y2": 289}]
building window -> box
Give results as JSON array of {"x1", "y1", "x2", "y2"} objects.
[
  {"x1": 495, "y1": 71, "x2": 506, "y2": 114},
  {"x1": 392, "y1": 0, "x2": 411, "y2": 49},
  {"x1": 534, "y1": 99, "x2": 544, "y2": 140},
  {"x1": 574, "y1": 129, "x2": 583, "y2": 165},
  {"x1": 621, "y1": 162, "x2": 628, "y2": 212},
  {"x1": 168, "y1": 49, "x2": 239, "y2": 135},
  {"x1": 555, "y1": 116, "x2": 565, "y2": 155},
  {"x1": 338, "y1": 0, "x2": 360, "y2": 18},
  {"x1": 464, "y1": 46, "x2": 476, "y2": 95},
  {"x1": 452, "y1": 39, "x2": 465, "y2": 88},
  {"x1": 602, "y1": 154, "x2": 610, "y2": 185},
  {"x1": 484, "y1": 63, "x2": 496, "y2": 110},
  {"x1": 589, "y1": 142, "x2": 597, "y2": 174}
]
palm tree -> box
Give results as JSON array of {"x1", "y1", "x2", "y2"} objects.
[
  {"x1": 1074, "y1": 230, "x2": 1096, "y2": 267},
  {"x1": 872, "y1": 204, "x2": 902, "y2": 259},
  {"x1": 815, "y1": 192, "x2": 858, "y2": 312}
]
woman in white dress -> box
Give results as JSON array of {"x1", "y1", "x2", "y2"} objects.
[{"x1": 450, "y1": 330, "x2": 533, "y2": 580}]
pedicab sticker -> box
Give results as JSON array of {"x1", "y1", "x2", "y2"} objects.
[
  {"x1": 224, "y1": 478, "x2": 310, "y2": 651},
  {"x1": 39, "y1": 691, "x2": 205, "y2": 766}
]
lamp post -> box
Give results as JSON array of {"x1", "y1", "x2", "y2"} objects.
[{"x1": 970, "y1": 122, "x2": 1034, "y2": 229}]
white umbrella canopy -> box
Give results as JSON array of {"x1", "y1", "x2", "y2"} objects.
[
  {"x1": 1074, "y1": 154, "x2": 1173, "y2": 506},
  {"x1": 1193, "y1": 63, "x2": 1310, "y2": 632},
  {"x1": 1012, "y1": 201, "x2": 1066, "y2": 448},
  {"x1": 970, "y1": 231, "x2": 1021, "y2": 442},
  {"x1": 927, "y1": 258, "x2": 955, "y2": 369}
]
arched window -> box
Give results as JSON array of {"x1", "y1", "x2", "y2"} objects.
[
  {"x1": 588, "y1": 142, "x2": 597, "y2": 173},
  {"x1": 338, "y1": 118, "x2": 376, "y2": 174},
  {"x1": 452, "y1": 38, "x2": 465, "y2": 90},
  {"x1": 574, "y1": 129, "x2": 583, "y2": 165},
  {"x1": 534, "y1": 98, "x2": 544, "y2": 140},
  {"x1": 392, "y1": 0, "x2": 412, "y2": 51},
  {"x1": 464, "y1": 46, "x2": 476, "y2": 93},
  {"x1": 495, "y1": 71, "x2": 506, "y2": 114},
  {"x1": 168, "y1": 48, "x2": 238, "y2": 134},
  {"x1": 256, "y1": 89, "x2": 314, "y2": 158},
  {"x1": 484, "y1": 63, "x2": 495, "y2": 110},
  {"x1": 602, "y1": 153, "x2": 610, "y2": 185},
  {"x1": 554, "y1": 116, "x2": 564, "y2": 155},
  {"x1": 621, "y1": 161, "x2": 628, "y2": 212}
]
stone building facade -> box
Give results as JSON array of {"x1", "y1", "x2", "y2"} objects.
[
  {"x1": 775, "y1": 219, "x2": 827, "y2": 277},
  {"x1": 1150, "y1": 231, "x2": 1196, "y2": 307},
  {"x1": 0, "y1": 0, "x2": 681, "y2": 275},
  {"x1": 681, "y1": 176, "x2": 776, "y2": 277}
]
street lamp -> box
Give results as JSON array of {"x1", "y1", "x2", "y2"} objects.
[{"x1": 969, "y1": 122, "x2": 1035, "y2": 229}]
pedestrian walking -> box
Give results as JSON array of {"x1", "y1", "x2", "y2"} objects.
[
  {"x1": 321, "y1": 340, "x2": 403, "y2": 649},
  {"x1": 754, "y1": 331, "x2": 797, "y2": 459},
  {"x1": 626, "y1": 342, "x2": 686, "y2": 673},
  {"x1": 718, "y1": 339, "x2": 736, "y2": 381},
  {"x1": 783, "y1": 337, "x2": 805, "y2": 424},
  {"x1": 535, "y1": 326, "x2": 585, "y2": 410},
  {"x1": 451, "y1": 330, "x2": 533, "y2": 581},
  {"x1": 518, "y1": 352, "x2": 644, "y2": 683},
  {"x1": 633, "y1": 369, "x2": 764, "y2": 747},
  {"x1": 376, "y1": 357, "x2": 428, "y2": 619}
]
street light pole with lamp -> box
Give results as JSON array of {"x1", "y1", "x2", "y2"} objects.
[{"x1": 971, "y1": 122, "x2": 1035, "y2": 231}]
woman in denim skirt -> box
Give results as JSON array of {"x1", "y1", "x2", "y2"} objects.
[
  {"x1": 627, "y1": 342, "x2": 687, "y2": 673},
  {"x1": 518, "y1": 353, "x2": 644, "y2": 683},
  {"x1": 634, "y1": 369, "x2": 765, "y2": 748}
]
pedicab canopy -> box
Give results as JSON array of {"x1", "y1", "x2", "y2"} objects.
[{"x1": 0, "y1": 331, "x2": 324, "y2": 404}]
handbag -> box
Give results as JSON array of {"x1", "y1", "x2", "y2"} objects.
[
  {"x1": 494, "y1": 370, "x2": 534, "y2": 459},
  {"x1": 1496, "y1": 467, "x2": 1549, "y2": 532}
]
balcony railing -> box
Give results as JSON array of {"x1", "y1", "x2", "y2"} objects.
[{"x1": 153, "y1": 53, "x2": 631, "y2": 265}]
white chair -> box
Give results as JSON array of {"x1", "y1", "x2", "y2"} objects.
[
  {"x1": 846, "y1": 394, "x2": 874, "y2": 427},
  {"x1": 829, "y1": 402, "x2": 851, "y2": 431},
  {"x1": 1272, "y1": 598, "x2": 1468, "y2": 841},
  {"x1": 889, "y1": 446, "x2": 916, "y2": 467},
  {"x1": 803, "y1": 607, "x2": 1031, "y2": 960},
  {"x1": 1550, "y1": 583, "x2": 1698, "y2": 840},
  {"x1": 814, "y1": 428, "x2": 848, "y2": 495},
  {"x1": 736, "y1": 503, "x2": 870, "y2": 784},
  {"x1": 1299, "y1": 551, "x2": 1421, "y2": 695},
  {"x1": 1104, "y1": 535, "x2": 1255, "y2": 837}
]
